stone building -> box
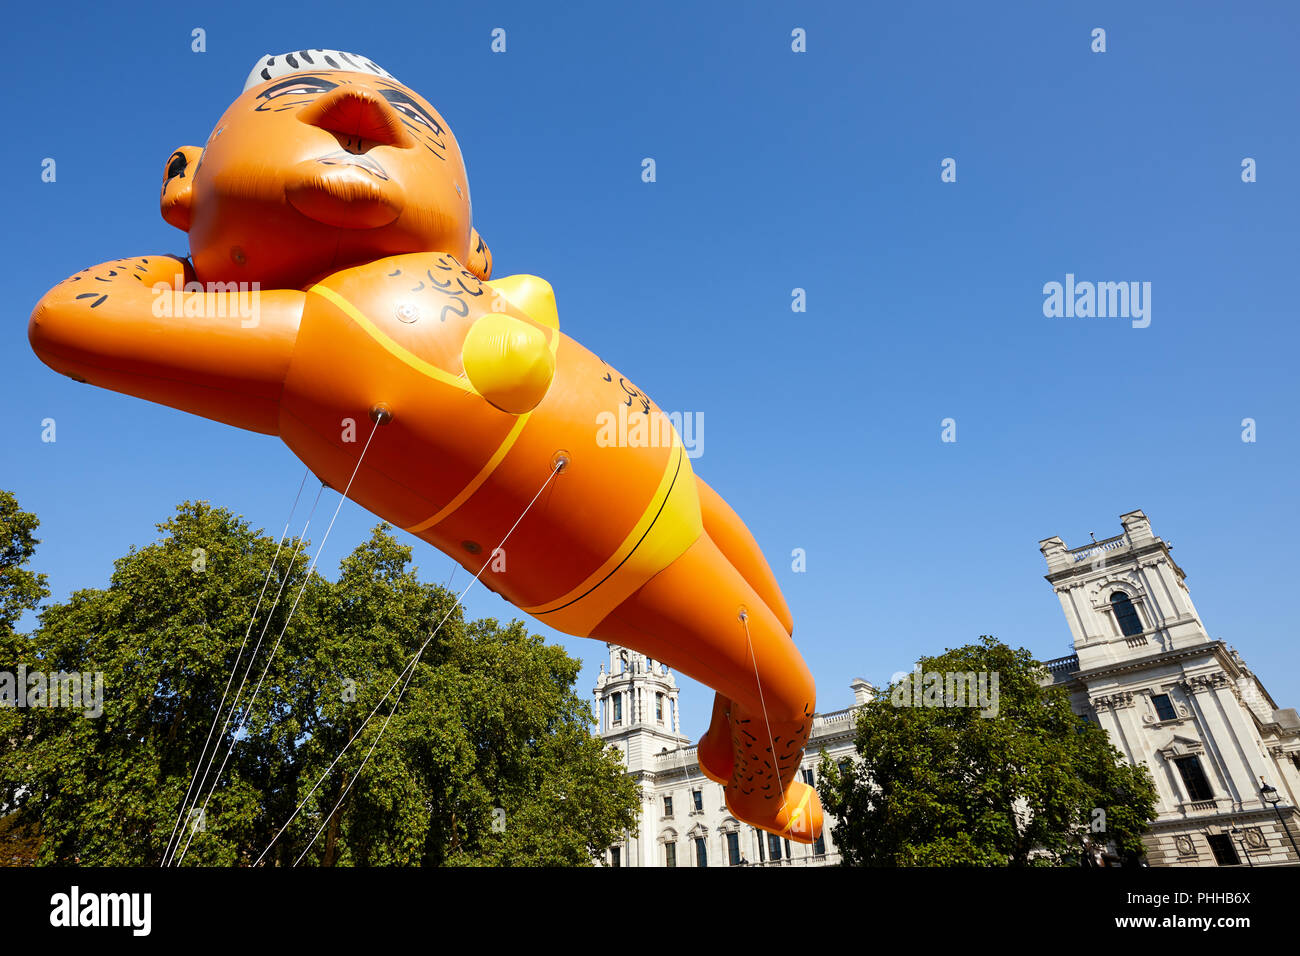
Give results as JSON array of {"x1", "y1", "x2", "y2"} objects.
[
  {"x1": 1039, "y1": 509, "x2": 1300, "y2": 866},
  {"x1": 592, "y1": 508, "x2": 1300, "y2": 867},
  {"x1": 592, "y1": 644, "x2": 869, "y2": 866}
]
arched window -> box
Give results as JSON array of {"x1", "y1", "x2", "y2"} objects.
[{"x1": 1110, "y1": 592, "x2": 1143, "y2": 637}]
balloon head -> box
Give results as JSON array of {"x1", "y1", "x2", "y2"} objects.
[{"x1": 161, "y1": 51, "x2": 492, "y2": 288}]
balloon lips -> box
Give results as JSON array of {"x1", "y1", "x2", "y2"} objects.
[
  {"x1": 29, "y1": 50, "x2": 821, "y2": 844},
  {"x1": 285, "y1": 150, "x2": 402, "y2": 230}
]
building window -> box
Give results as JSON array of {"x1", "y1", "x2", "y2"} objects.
[
  {"x1": 664, "y1": 795, "x2": 673, "y2": 818},
  {"x1": 692, "y1": 789, "x2": 703, "y2": 812},
  {"x1": 695, "y1": 837, "x2": 707, "y2": 867},
  {"x1": 610, "y1": 846, "x2": 621, "y2": 868},
  {"x1": 802, "y1": 767, "x2": 815, "y2": 785},
  {"x1": 1174, "y1": 755, "x2": 1214, "y2": 802},
  {"x1": 768, "y1": 833, "x2": 782, "y2": 861},
  {"x1": 656, "y1": 692, "x2": 664, "y2": 722},
  {"x1": 756, "y1": 828, "x2": 765, "y2": 862},
  {"x1": 1110, "y1": 592, "x2": 1143, "y2": 637},
  {"x1": 1207, "y1": 833, "x2": 1240, "y2": 866},
  {"x1": 727, "y1": 831, "x2": 741, "y2": 866},
  {"x1": 1152, "y1": 693, "x2": 1177, "y2": 722},
  {"x1": 664, "y1": 841, "x2": 676, "y2": 868},
  {"x1": 814, "y1": 833, "x2": 826, "y2": 856},
  {"x1": 612, "y1": 694, "x2": 622, "y2": 725}
]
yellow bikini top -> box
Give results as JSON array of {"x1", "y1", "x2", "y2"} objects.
[{"x1": 462, "y1": 274, "x2": 560, "y2": 414}]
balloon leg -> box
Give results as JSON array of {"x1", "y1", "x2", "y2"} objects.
[
  {"x1": 695, "y1": 477, "x2": 793, "y2": 636},
  {"x1": 592, "y1": 532, "x2": 822, "y2": 842}
]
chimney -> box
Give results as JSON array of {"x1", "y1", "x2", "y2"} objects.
[{"x1": 850, "y1": 678, "x2": 873, "y2": 706}]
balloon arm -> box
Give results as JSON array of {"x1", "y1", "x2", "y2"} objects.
[{"x1": 29, "y1": 256, "x2": 305, "y2": 435}]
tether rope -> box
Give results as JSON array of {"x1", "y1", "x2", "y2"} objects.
[
  {"x1": 174, "y1": 419, "x2": 381, "y2": 865},
  {"x1": 163, "y1": 480, "x2": 324, "y2": 866},
  {"x1": 740, "y1": 610, "x2": 795, "y2": 842},
  {"x1": 255, "y1": 458, "x2": 563, "y2": 867},
  {"x1": 160, "y1": 469, "x2": 310, "y2": 866}
]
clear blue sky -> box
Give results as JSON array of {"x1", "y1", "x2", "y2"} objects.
[{"x1": 2, "y1": 1, "x2": 1297, "y2": 738}]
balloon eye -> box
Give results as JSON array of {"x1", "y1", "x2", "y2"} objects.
[
  {"x1": 393, "y1": 104, "x2": 432, "y2": 129},
  {"x1": 378, "y1": 91, "x2": 444, "y2": 135},
  {"x1": 270, "y1": 83, "x2": 328, "y2": 98}
]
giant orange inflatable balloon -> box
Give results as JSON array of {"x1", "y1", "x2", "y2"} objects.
[{"x1": 29, "y1": 50, "x2": 823, "y2": 843}]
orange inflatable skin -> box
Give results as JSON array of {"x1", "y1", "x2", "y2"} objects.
[{"x1": 28, "y1": 65, "x2": 822, "y2": 843}]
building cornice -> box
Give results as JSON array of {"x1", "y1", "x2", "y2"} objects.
[
  {"x1": 1043, "y1": 538, "x2": 1184, "y2": 586},
  {"x1": 1144, "y1": 805, "x2": 1300, "y2": 833},
  {"x1": 1050, "y1": 639, "x2": 1227, "y2": 688}
]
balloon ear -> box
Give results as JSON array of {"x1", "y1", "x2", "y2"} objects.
[
  {"x1": 465, "y1": 228, "x2": 492, "y2": 280},
  {"x1": 160, "y1": 146, "x2": 202, "y2": 232}
]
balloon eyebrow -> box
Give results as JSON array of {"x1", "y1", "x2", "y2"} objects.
[{"x1": 261, "y1": 74, "x2": 339, "y2": 97}]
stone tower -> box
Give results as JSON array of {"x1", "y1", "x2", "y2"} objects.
[{"x1": 1039, "y1": 510, "x2": 1300, "y2": 866}]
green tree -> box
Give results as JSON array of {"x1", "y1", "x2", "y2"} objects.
[
  {"x1": 818, "y1": 636, "x2": 1157, "y2": 866},
  {"x1": 0, "y1": 490, "x2": 50, "y2": 863},
  {"x1": 0, "y1": 490, "x2": 48, "y2": 638},
  {"x1": 0, "y1": 500, "x2": 638, "y2": 865}
]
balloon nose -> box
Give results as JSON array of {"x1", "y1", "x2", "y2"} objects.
[{"x1": 298, "y1": 86, "x2": 413, "y2": 148}]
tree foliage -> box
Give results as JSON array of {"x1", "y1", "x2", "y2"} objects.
[
  {"x1": 0, "y1": 497, "x2": 639, "y2": 865},
  {"x1": 0, "y1": 490, "x2": 48, "y2": 639},
  {"x1": 818, "y1": 636, "x2": 1157, "y2": 866}
]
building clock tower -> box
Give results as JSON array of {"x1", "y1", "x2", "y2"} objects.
[
  {"x1": 593, "y1": 643, "x2": 689, "y2": 762},
  {"x1": 593, "y1": 644, "x2": 868, "y2": 867},
  {"x1": 593, "y1": 644, "x2": 689, "y2": 867}
]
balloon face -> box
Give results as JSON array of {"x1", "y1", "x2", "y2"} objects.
[{"x1": 181, "y1": 71, "x2": 476, "y2": 288}]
